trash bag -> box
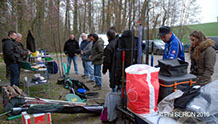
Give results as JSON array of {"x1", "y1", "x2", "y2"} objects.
[
  {"x1": 186, "y1": 80, "x2": 218, "y2": 123},
  {"x1": 125, "y1": 64, "x2": 159, "y2": 117}
]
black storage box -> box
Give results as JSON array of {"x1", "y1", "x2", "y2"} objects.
[
  {"x1": 158, "y1": 73, "x2": 197, "y2": 102},
  {"x1": 158, "y1": 59, "x2": 188, "y2": 77}
]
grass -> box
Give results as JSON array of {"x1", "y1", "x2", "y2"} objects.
[
  {"x1": 188, "y1": 22, "x2": 218, "y2": 36},
  {"x1": 153, "y1": 22, "x2": 218, "y2": 44},
  {"x1": 173, "y1": 22, "x2": 218, "y2": 44}
]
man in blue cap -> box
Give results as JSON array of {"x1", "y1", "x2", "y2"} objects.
[{"x1": 158, "y1": 26, "x2": 185, "y2": 61}]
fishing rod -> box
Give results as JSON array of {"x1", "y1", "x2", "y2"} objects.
[
  {"x1": 145, "y1": 0, "x2": 150, "y2": 64},
  {"x1": 137, "y1": 0, "x2": 143, "y2": 64},
  {"x1": 151, "y1": 41, "x2": 154, "y2": 66},
  {"x1": 129, "y1": 0, "x2": 133, "y2": 65},
  {"x1": 138, "y1": 0, "x2": 144, "y2": 64}
]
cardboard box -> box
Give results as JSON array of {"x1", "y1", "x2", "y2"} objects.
[{"x1": 22, "y1": 111, "x2": 52, "y2": 124}]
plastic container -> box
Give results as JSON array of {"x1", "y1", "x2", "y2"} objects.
[
  {"x1": 77, "y1": 88, "x2": 87, "y2": 94},
  {"x1": 32, "y1": 51, "x2": 38, "y2": 57}
]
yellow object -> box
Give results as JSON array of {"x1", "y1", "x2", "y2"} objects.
[
  {"x1": 32, "y1": 51, "x2": 38, "y2": 57},
  {"x1": 71, "y1": 98, "x2": 78, "y2": 102}
]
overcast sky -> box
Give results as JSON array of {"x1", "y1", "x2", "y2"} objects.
[{"x1": 198, "y1": 0, "x2": 218, "y2": 23}]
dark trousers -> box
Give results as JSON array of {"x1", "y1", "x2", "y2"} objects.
[
  {"x1": 8, "y1": 63, "x2": 19, "y2": 86},
  {"x1": 6, "y1": 64, "x2": 10, "y2": 79}
]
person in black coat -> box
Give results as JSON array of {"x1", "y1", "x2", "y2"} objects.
[
  {"x1": 103, "y1": 29, "x2": 119, "y2": 91},
  {"x1": 2, "y1": 31, "x2": 20, "y2": 86},
  {"x1": 64, "y1": 35, "x2": 80, "y2": 75}
]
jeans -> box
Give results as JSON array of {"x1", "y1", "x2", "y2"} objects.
[
  {"x1": 82, "y1": 60, "x2": 89, "y2": 77},
  {"x1": 94, "y1": 64, "x2": 102, "y2": 87},
  {"x1": 8, "y1": 63, "x2": 19, "y2": 86},
  {"x1": 85, "y1": 61, "x2": 95, "y2": 81},
  {"x1": 67, "y1": 56, "x2": 79, "y2": 74}
]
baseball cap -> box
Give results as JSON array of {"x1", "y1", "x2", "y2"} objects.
[{"x1": 158, "y1": 26, "x2": 171, "y2": 36}]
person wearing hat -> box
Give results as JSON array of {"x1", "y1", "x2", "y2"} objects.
[
  {"x1": 102, "y1": 29, "x2": 119, "y2": 92},
  {"x1": 158, "y1": 26, "x2": 185, "y2": 61}
]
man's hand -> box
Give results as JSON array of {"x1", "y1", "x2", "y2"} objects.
[
  {"x1": 89, "y1": 55, "x2": 92, "y2": 59},
  {"x1": 28, "y1": 50, "x2": 32, "y2": 55},
  {"x1": 80, "y1": 50, "x2": 83, "y2": 55}
]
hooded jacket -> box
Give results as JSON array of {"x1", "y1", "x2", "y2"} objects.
[
  {"x1": 102, "y1": 35, "x2": 119, "y2": 74},
  {"x1": 91, "y1": 38, "x2": 104, "y2": 65},
  {"x1": 64, "y1": 38, "x2": 80, "y2": 58},
  {"x1": 190, "y1": 39, "x2": 216, "y2": 86},
  {"x1": 2, "y1": 37, "x2": 20, "y2": 65}
]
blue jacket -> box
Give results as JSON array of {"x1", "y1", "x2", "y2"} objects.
[
  {"x1": 163, "y1": 33, "x2": 185, "y2": 61},
  {"x1": 80, "y1": 39, "x2": 88, "y2": 50}
]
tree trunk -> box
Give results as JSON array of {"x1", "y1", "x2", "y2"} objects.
[
  {"x1": 101, "y1": 0, "x2": 105, "y2": 33},
  {"x1": 73, "y1": 0, "x2": 78, "y2": 37},
  {"x1": 121, "y1": 0, "x2": 127, "y2": 31},
  {"x1": 88, "y1": 0, "x2": 92, "y2": 33},
  {"x1": 141, "y1": 0, "x2": 147, "y2": 27},
  {"x1": 83, "y1": 0, "x2": 87, "y2": 33},
  {"x1": 64, "y1": 0, "x2": 70, "y2": 40},
  {"x1": 106, "y1": 0, "x2": 111, "y2": 30}
]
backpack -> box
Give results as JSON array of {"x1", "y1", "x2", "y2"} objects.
[
  {"x1": 46, "y1": 61, "x2": 58, "y2": 74},
  {"x1": 101, "y1": 92, "x2": 121, "y2": 122}
]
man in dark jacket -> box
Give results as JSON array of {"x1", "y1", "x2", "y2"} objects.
[
  {"x1": 80, "y1": 33, "x2": 88, "y2": 78},
  {"x1": 158, "y1": 26, "x2": 185, "y2": 61},
  {"x1": 103, "y1": 29, "x2": 119, "y2": 92},
  {"x1": 89, "y1": 33, "x2": 104, "y2": 91},
  {"x1": 2, "y1": 31, "x2": 20, "y2": 86},
  {"x1": 64, "y1": 35, "x2": 80, "y2": 75}
]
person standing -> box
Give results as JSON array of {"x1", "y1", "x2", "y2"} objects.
[
  {"x1": 189, "y1": 30, "x2": 216, "y2": 86},
  {"x1": 64, "y1": 35, "x2": 80, "y2": 75},
  {"x1": 102, "y1": 29, "x2": 119, "y2": 92},
  {"x1": 80, "y1": 33, "x2": 89, "y2": 78},
  {"x1": 89, "y1": 33, "x2": 104, "y2": 91},
  {"x1": 2, "y1": 31, "x2": 20, "y2": 86},
  {"x1": 81, "y1": 35, "x2": 95, "y2": 83},
  {"x1": 158, "y1": 26, "x2": 185, "y2": 61},
  {"x1": 15, "y1": 33, "x2": 31, "y2": 61}
]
